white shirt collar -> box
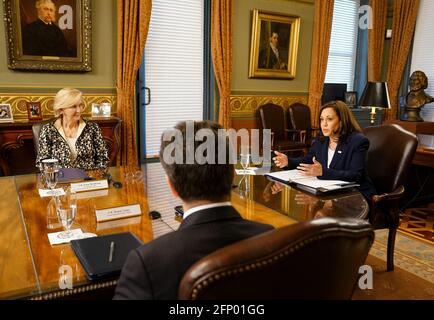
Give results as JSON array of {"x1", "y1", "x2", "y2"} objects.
[{"x1": 183, "y1": 201, "x2": 232, "y2": 220}]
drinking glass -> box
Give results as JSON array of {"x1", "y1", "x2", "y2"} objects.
[
  {"x1": 240, "y1": 153, "x2": 250, "y2": 170},
  {"x1": 42, "y1": 159, "x2": 59, "y2": 189},
  {"x1": 56, "y1": 189, "x2": 77, "y2": 239},
  {"x1": 239, "y1": 153, "x2": 250, "y2": 192}
]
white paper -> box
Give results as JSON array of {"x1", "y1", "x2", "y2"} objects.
[
  {"x1": 95, "y1": 204, "x2": 142, "y2": 222},
  {"x1": 266, "y1": 170, "x2": 357, "y2": 189},
  {"x1": 70, "y1": 179, "x2": 108, "y2": 193},
  {"x1": 39, "y1": 188, "x2": 66, "y2": 198},
  {"x1": 236, "y1": 166, "x2": 272, "y2": 176},
  {"x1": 47, "y1": 228, "x2": 83, "y2": 245}
]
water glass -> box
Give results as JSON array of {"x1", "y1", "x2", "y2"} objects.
[
  {"x1": 240, "y1": 154, "x2": 250, "y2": 170},
  {"x1": 42, "y1": 159, "x2": 59, "y2": 189},
  {"x1": 47, "y1": 197, "x2": 61, "y2": 229},
  {"x1": 56, "y1": 190, "x2": 77, "y2": 239}
]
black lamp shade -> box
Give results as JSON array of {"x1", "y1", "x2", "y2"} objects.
[{"x1": 358, "y1": 82, "x2": 391, "y2": 109}]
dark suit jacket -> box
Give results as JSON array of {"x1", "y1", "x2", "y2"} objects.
[
  {"x1": 22, "y1": 19, "x2": 72, "y2": 57},
  {"x1": 113, "y1": 206, "x2": 273, "y2": 300},
  {"x1": 258, "y1": 45, "x2": 288, "y2": 69},
  {"x1": 287, "y1": 132, "x2": 376, "y2": 200}
]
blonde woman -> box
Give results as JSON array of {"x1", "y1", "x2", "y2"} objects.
[{"x1": 36, "y1": 88, "x2": 109, "y2": 171}]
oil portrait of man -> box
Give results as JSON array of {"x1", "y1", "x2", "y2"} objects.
[
  {"x1": 20, "y1": 0, "x2": 77, "y2": 57},
  {"x1": 249, "y1": 10, "x2": 300, "y2": 79}
]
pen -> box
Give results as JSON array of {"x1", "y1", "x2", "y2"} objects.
[{"x1": 109, "y1": 241, "x2": 115, "y2": 263}]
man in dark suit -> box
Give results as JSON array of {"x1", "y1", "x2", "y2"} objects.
[
  {"x1": 114, "y1": 121, "x2": 273, "y2": 300},
  {"x1": 22, "y1": 0, "x2": 71, "y2": 57},
  {"x1": 258, "y1": 31, "x2": 288, "y2": 70}
]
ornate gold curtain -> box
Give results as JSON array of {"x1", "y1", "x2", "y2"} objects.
[
  {"x1": 384, "y1": 0, "x2": 420, "y2": 121},
  {"x1": 211, "y1": 0, "x2": 233, "y2": 129},
  {"x1": 368, "y1": 0, "x2": 387, "y2": 81},
  {"x1": 307, "y1": 0, "x2": 334, "y2": 127},
  {"x1": 117, "y1": 0, "x2": 152, "y2": 165}
]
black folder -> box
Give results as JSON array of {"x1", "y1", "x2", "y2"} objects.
[
  {"x1": 58, "y1": 167, "x2": 89, "y2": 183},
  {"x1": 71, "y1": 232, "x2": 143, "y2": 281}
]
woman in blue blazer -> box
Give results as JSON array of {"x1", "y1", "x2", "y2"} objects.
[{"x1": 273, "y1": 100, "x2": 376, "y2": 201}]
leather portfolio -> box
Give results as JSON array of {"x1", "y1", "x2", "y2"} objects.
[
  {"x1": 58, "y1": 167, "x2": 89, "y2": 183},
  {"x1": 71, "y1": 232, "x2": 143, "y2": 281}
]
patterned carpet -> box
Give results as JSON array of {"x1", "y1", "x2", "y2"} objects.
[
  {"x1": 370, "y1": 229, "x2": 433, "y2": 283},
  {"x1": 399, "y1": 205, "x2": 434, "y2": 244},
  {"x1": 352, "y1": 229, "x2": 434, "y2": 300}
]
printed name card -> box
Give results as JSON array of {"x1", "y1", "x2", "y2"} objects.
[
  {"x1": 75, "y1": 189, "x2": 109, "y2": 200},
  {"x1": 39, "y1": 188, "x2": 66, "y2": 198},
  {"x1": 70, "y1": 179, "x2": 109, "y2": 193},
  {"x1": 95, "y1": 204, "x2": 142, "y2": 222}
]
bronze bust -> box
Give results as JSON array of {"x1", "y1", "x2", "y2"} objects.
[{"x1": 401, "y1": 70, "x2": 434, "y2": 121}]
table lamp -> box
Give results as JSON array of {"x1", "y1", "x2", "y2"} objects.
[{"x1": 358, "y1": 82, "x2": 391, "y2": 124}]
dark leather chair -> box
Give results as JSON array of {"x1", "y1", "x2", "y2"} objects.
[
  {"x1": 179, "y1": 217, "x2": 374, "y2": 300},
  {"x1": 363, "y1": 124, "x2": 418, "y2": 271},
  {"x1": 287, "y1": 103, "x2": 319, "y2": 147},
  {"x1": 258, "y1": 103, "x2": 306, "y2": 155},
  {"x1": 32, "y1": 118, "x2": 56, "y2": 158}
]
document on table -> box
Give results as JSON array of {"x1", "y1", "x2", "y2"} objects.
[{"x1": 265, "y1": 170, "x2": 359, "y2": 193}]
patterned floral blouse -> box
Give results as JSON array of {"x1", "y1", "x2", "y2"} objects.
[{"x1": 36, "y1": 117, "x2": 109, "y2": 171}]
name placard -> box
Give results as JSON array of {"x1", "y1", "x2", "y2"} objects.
[
  {"x1": 75, "y1": 189, "x2": 109, "y2": 200},
  {"x1": 39, "y1": 188, "x2": 66, "y2": 198},
  {"x1": 95, "y1": 204, "x2": 142, "y2": 222},
  {"x1": 70, "y1": 180, "x2": 108, "y2": 193},
  {"x1": 96, "y1": 216, "x2": 142, "y2": 231}
]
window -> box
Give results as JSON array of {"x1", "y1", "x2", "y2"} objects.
[
  {"x1": 325, "y1": 0, "x2": 360, "y2": 90},
  {"x1": 143, "y1": 0, "x2": 204, "y2": 158}
]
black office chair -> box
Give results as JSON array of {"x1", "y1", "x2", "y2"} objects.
[
  {"x1": 179, "y1": 217, "x2": 374, "y2": 300},
  {"x1": 32, "y1": 118, "x2": 56, "y2": 158},
  {"x1": 363, "y1": 124, "x2": 418, "y2": 271},
  {"x1": 258, "y1": 103, "x2": 306, "y2": 155},
  {"x1": 287, "y1": 103, "x2": 319, "y2": 147}
]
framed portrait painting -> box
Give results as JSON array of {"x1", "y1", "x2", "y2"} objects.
[
  {"x1": 2, "y1": 0, "x2": 92, "y2": 72},
  {"x1": 249, "y1": 10, "x2": 301, "y2": 79}
]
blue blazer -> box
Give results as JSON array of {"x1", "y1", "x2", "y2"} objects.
[{"x1": 287, "y1": 132, "x2": 376, "y2": 200}]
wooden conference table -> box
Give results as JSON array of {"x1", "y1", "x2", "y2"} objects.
[{"x1": 0, "y1": 164, "x2": 368, "y2": 300}]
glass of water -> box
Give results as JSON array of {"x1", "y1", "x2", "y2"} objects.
[
  {"x1": 240, "y1": 153, "x2": 250, "y2": 171},
  {"x1": 42, "y1": 159, "x2": 59, "y2": 189},
  {"x1": 56, "y1": 189, "x2": 77, "y2": 239}
]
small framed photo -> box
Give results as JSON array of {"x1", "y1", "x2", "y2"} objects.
[
  {"x1": 0, "y1": 104, "x2": 14, "y2": 122},
  {"x1": 26, "y1": 101, "x2": 43, "y2": 121},
  {"x1": 91, "y1": 103, "x2": 111, "y2": 118},
  {"x1": 345, "y1": 91, "x2": 358, "y2": 108}
]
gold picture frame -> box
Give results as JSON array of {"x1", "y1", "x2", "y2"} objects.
[
  {"x1": 249, "y1": 10, "x2": 300, "y2": 79},
  {"x1": 2, "y1": 0, "x2": 92, "y2": 72}
]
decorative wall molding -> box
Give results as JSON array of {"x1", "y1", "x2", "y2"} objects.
[
  {"x1": 0, "y1": 93, "x2": 117, "y2": 120},
  {"x1": 230, "y1": 94, "x2": 308, "y2": 118}
]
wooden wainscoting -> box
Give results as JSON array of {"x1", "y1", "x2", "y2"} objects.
[{"x1": 230, "y1": 94, "x2": 309, "y2": 131}]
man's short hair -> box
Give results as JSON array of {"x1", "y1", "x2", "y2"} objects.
[{"x1": 159, "y1": 121, "x2": 234, "y2": 202}]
